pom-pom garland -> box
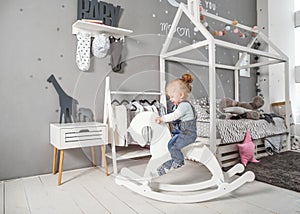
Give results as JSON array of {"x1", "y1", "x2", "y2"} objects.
[
  {"x1": 198, "y1": 8, "x2": 257, "y2": 39},
  {"x1": 232, "y1": 20, "x2": 238, "y2": 26}
]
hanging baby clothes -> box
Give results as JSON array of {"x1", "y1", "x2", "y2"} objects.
[
  {"x1": 92, "y1": 34, "x2": 110, "y2": 58},
  {"x1": 111, "y1": 100, "x2": 167, "y2": 147},
  {"x1": 112, "y1": 104, "x2": 128, "y2": 146},
  {"x1": 109, "y1": 37, "x2": 124, "y2": 72},
  {"x1": 76, "y1": 31, "x2": 91, "y2": 71}
]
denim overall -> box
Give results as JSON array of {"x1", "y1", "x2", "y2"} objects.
[{"x1": 157, "y1": 100, "x2": 197, "y2": 175}]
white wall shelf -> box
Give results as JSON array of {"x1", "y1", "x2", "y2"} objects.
[{"x1": 72, "y1": 20, "x2": 133, "y2": 37}]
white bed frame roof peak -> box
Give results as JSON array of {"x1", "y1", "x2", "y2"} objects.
[{"x1": 160, "y1": 1, "x2": 288, "y2": 68}]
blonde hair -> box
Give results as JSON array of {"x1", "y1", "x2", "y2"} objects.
[{"x1": 166, "y1": 73, "x2": 194, "y2": 99}]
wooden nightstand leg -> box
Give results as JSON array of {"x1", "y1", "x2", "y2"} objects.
[
  {"x1": 91, "y1": 146, "x2": 96, "y2": 167},
  {"x1": 52, "y1": 147, "x2": 57, "y2": 174},
  {"x1": 101, "y1": 145, "x2": 108, "y2": 176},
  {"x1": 58, "y1": 150, "x2": 64, "y2": 185}
]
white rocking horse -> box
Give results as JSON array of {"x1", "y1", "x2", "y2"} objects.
[{"x1": 115, "y1": 111, "x2": 255, "y2": 203}]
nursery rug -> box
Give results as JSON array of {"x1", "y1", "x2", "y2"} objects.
[{"x1": 245, "y1": 151, "x2": 300, "y2": 192}]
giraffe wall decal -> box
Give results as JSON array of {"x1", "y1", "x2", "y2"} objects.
[{"x1": 47, "y1": 74, "x2": 79, "y2": 123}]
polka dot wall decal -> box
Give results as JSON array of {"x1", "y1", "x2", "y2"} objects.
[
  {"x1": 45, "y1": 86, "x2": 48, "y2": 89},
  {"x1": 37, "y1": 58, "x2": 42, "y2": 61},
  {"x1": 152, "y1": 14, "x2": 156, "y2": 17},
  {"x1": 62, "y1": 5, "x2": 65, "y2": 8},
  {"x1": 58, "y1": 77, "x2": 62, "y2": 80},
  {"x1": 165, "y1": 10, "x2": 168, "y2": 14},
  {"x1": 60, "y1": 54, "x2": 64, "y2": 58},
  {"x1": 20, "y1": 8, "x2": 23, "y2": 12},
  {"x1": 57, "y1": 27, "x2": 60, "y2": 31}
]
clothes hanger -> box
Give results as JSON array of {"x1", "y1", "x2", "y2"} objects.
[
  {"x1": 111, "y1": 99, "x2": 121, "y2": 105},
  {"x1": 120, "y1": 99, "x2": 130, "y2": 105},
  {"x1": 139, "y1": 99, "x2": 151, "y2": 105},
  {"x1": 129, "y1": 100, "x2": 138, "y2": 111},
  {"x1": 150, "y1": 100, "x2": 158, "y2": 105}
]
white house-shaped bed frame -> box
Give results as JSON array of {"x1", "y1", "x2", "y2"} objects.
[
  {"x1": 159, "y1": 0, "x2": 291, "y2": 153},
  {"x1": 109, "y1": 1, "x2": 289, "y2": 203}
]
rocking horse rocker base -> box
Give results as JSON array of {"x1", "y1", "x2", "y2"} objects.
[
  {"x1": 115, "y1": 143, "x2": 255, "y2": 203},
  {"x1": 114, "y1": 112, "x2": 255, "y2": 203}
]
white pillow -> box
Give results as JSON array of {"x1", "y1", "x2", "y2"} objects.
[{"x1": 223, "y1": 106, "x2": 252, "y2": 114}]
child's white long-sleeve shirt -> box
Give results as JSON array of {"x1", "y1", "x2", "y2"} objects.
[{"x1": 161, "y1": 102, "x2": 194, "y2": 122}]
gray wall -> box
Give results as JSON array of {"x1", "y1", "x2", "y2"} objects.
[{"x1": 0, "y1": 0, "x2": 256, "y2": 180}]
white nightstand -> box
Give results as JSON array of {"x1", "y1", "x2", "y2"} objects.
[{"x1": 50, "y1": 122, "x2": 108, "y2": 185}]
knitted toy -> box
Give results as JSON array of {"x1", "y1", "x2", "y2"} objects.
[
  {"x1": 238, "y1": 96, "x2": 264, "y2": 110},
  {"x1": 219, "y1": 96, "x2": 264, "y2": 120}
]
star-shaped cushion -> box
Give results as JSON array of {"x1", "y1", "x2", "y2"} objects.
[{"x1": 237, "y1": 130, "x2": 260, "y2": 166}]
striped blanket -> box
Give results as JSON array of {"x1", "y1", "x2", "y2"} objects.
[{"x1": 197, "y1": 117, "x2": 287, "y2": 144}]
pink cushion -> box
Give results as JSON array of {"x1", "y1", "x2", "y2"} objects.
[{"x1": 237, "y1": 130, "x2": 260, "y2": 166}]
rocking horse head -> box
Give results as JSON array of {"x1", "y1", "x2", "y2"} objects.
[{"x1": 127, "y1": 112, "x2": 172, "y2": 177}]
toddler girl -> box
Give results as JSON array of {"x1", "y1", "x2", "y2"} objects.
[{"x1": 155, "y1": 73, "x2": 197, "y2": 176}]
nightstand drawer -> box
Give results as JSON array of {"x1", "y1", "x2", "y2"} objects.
[{"x1": 50, "y1": 122, "x2": 108, "y2": 149}]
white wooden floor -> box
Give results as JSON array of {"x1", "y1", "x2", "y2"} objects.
[{"x1": 1, "y1": 158, "x2": 300, "y2": 214}]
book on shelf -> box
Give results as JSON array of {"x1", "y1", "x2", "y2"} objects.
[{"x1": 81, "y1": 19, "x2": 103, "y2": 25}]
